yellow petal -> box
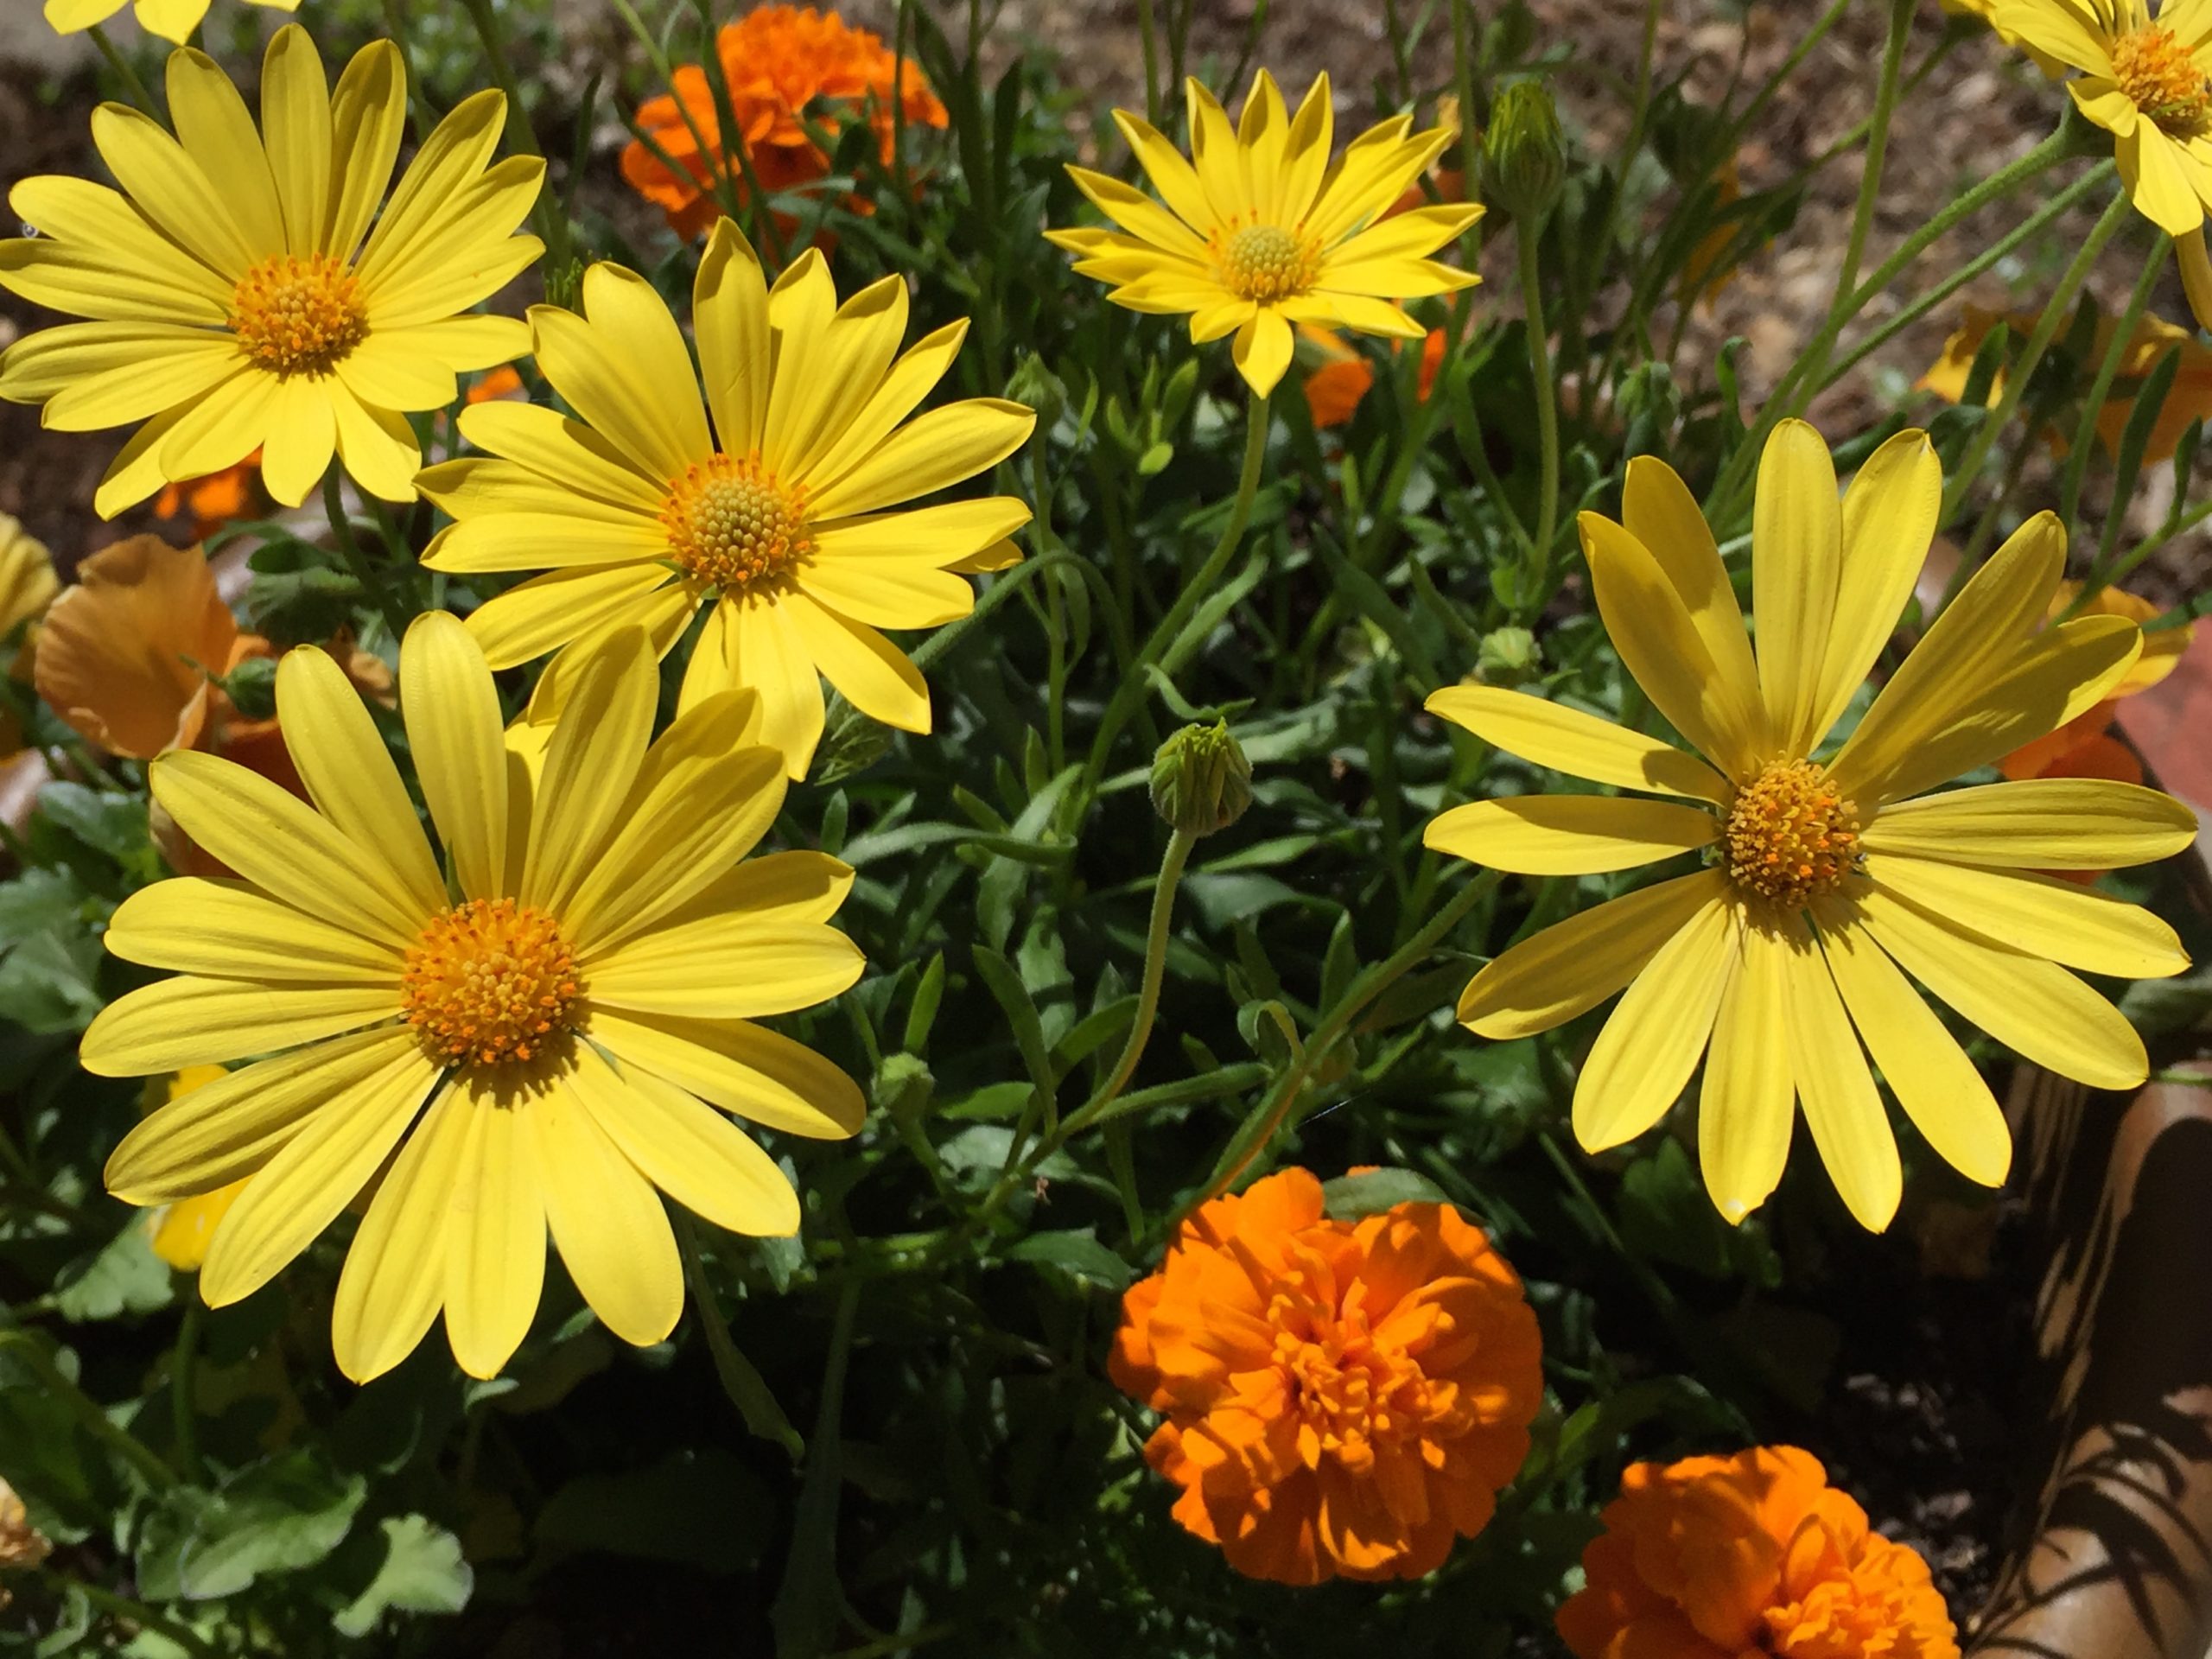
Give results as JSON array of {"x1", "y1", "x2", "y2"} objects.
[
  {"x1": 1864, "y1": 851, "x2": 2188, "y2": 979},
  {"x1": 400, "y1": 612, "x2": 509, "y2": 901},
  {"x1": 1459, "y1": 868, "x2": 1731, "y2": 1039},
  {"x1": 648, "y1": 850, "x2": 855, "y2": 933},
  {"x1": 518, "y1": 627, "x2": 657, "y2": 918},
  {"x1": 1066, "y1": 165, "x2": 1212, "y2": 259},
  {"x1": 1862, "y1": 777, "x2": 2199, "y2": 868},
  {"x1": 586, "y1": 918, "x2": 864, "y2": 1020},
  {"x1": 260, "y1": 24, "x2": 331, "y2": 257},
  {"x1": 1580, "y1": 512, "x2": 1764, "y2": 778},
  {"x1": 1815, "y1": 905, "x2": 2009, "y2": 1186},
  {"x1": 588, "y1": 1009, "x2": 866, "y2": 1140},
  {"x1": 442, "y1": 1074, "x2": 545, "y2": 1380},
  {"x1": 531, "y1": 296, "x2": 698, "y2": 482},
  {"x1": 449, "y1": 402, "x2": 668, "y2": 513},
  {"x1": 461, "y1": 563, "x2": 694, "y2": 671},
  {"x1": 328, "y1": 385, "x2": 421, "y2": 504},
  {"x1": 104, "y1": 1027, "x2": 420, "y2": 1202},
  {"x1": 104, "y1": 878, "x2": 401, "y2": 982},
  {"x1": 802, "y1": 320, "x2": 973, "y2": 494},
  {"x1": 1421, "y1": 794, "x2": 1717, "y2": 874},
  {"x1": 1848, "y1": 880, "x2": 2147, "y2": 1090},
  {"x1": 683, "y1": 596, "x2": 825, "y2": 780},
  {"x1": 325, "y1": 37, "x2": 405, "y2": 262},
  {"x1": 2120, "y1": 124, "x2": 2204, "y2": 237},
  {"x1": 1619, "y1": 454, "x2": 1761, "y2": 708},
  {"x1": 1809, "y1": 429, "x2": 1940, "y2": 746},
  {"x1": 89, "y1": 103, "x2": 252, "y2": 279},
  {"x1": 1989, "y1": 0, "x2": 2114, "y2": 72},
  {"x1": 1110, "y1": 108, "x2": 1215, "y2": 232},
  {"x1": 1571, "y1": 893, "x2": 1736, "y2": 1151},
  {"x1": 1230, "y1": 308, "x2": 1295, "y2": 396},
  {"x1": 353, "y1": 86, "x2": 505, "y2": 286},
  {"x1": 258, "y1": 377, "x2": 338, "y2": 508},
  {"x1": 531, "y1": 1071, "x2": 683, "y2": 1347},
  {"x1": 1751, "y1": 420, "x2": 1843, "y2": 756},
  {"x1": 1425, "y1": 684, "x2": 1728, "y2": 804},
  {"x1": 1697, "y1": 917, "x2": 1793, "y2": 1224},
  {"x1": 332, "y1": 1080, "x2": 466, "y2": 1383},
  {"x1": 166, "y1": 47, "x2": 285, "y2": 263},
  {"x1": 803, "y1": 398, "x2": 1035, "y2": 523},
  {"x1": 696, "y1": 219, "x2": 771, "y2": 458},
  {"x1": 779, "y1": 591, "x2": 933, "y2": 735},
  {"x1": 566, "y1": 1045, "x2": 802, "y2": 1236},
  {"x1": 197, "y1": 1046, "x2": 439, "y2": 1306},
  {"x1": 80, "y1": 976, "x2": 397, "y2": 1076},
  {"x1": 1776, "y1": 919, "x2": 1900, "y2": 1232}
]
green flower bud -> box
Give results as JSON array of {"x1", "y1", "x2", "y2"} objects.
[
  {"x1": 543, "y1": 255, "x2": 588, "y2": 313},
  {"x1": 1005, "y1": 352, "x2": 1068, "y2": 429},
  {"x1": 1150, "y1": 721, "x2": 1252, "y2": 838},
  {"x1": 1476, "y1": 626, "x2": 1542, "y2": 686},
  {"x1": 1481, "y1": 80, "x2": 1567, "y2": 222}
]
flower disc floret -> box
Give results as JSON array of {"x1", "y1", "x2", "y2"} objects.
[
  {"x1": 1217, "y1": 222, "x2": 1318, "y2": 302},
  {"x1": 2115, "y1": 24, "x2": 2212, "y2": 128},
  {"x1": 403, "y1": 898, "x2": 581, "y2": 1068},
  {"x1": 1722, "y1": 758, "x2": 1861, "y2": 908},
  {"x1": 229, "y1": 254, "x2": 370, "y2": 379},
  {"x1": 661, "y1": 453, "x2": 813, "y2": 589}
]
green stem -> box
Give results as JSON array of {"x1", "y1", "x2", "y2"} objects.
[
  {"x1": 1188, "y1": 869, "x2": 1502, "y2": 1215},
  {"x1": 910, "y1": 550, "x2": 1124, "y2": 677},
  {"x1": 608, "y1": 0, "x2": 744, "y2": 226},
  {"x1": 87, "y1": 26, "x2": 157, "y2": 118},
  {"x1": 1077, "y1": 388, "x2": 1270, "y2": 809},
  {"x1": 2090, "y1": 492, "x2": 2212, "y2": 596},
  {"x1": 672, "y1": 1211, "x2": 804, "y2": 1459},
  {"x1": 1065, "y1": 829, "x2": 1195, "y2": 1135},
  {"x1": 169, "y1": 1299, "x2": 201, "y2": 1483},
  {"x1": 454, "y1": 0, "x2": 571, "y2": 271},
  {"x1": 1726, "y1": 0, "x2": 1852, "y2": 142},
  {"x1": 39, "y1": 1572, "x2": 219, "y2": 1659},
  {"x1": 1136, "y1": 0, "x2": 1163, "y2": 128},
  {"x1": 1517, "y1": 210, "x2": 1560, "y2": 599},
  {"x1": 1939, "y1": 189, "x2": 2133, "y2": 528},
  {"x1": 0, "y1": 1331, "x2": 175, "y2": 1490},
  {"x1": 2059, "y1": 229, "x2": 2169, "y2": 530},
  {"x1": 1834, "y1": 0, "x2": 1915, "y2": 308},
  {"x1": 323, "y1": 471, "x2": 413, "y2": 646}
]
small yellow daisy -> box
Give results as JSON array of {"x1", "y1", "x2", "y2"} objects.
[
  {"x1": 1046, "y1": 72, "x2": 1481, "y2": 396},
  {"x1": 416, "y1": 220, "x2": 1036, "y2": 780},
  {"x1": 84, "y1": 614, "x2": 868, "y2": 1382},
  {"x1": 1425, "y1": 421, "x2": 2196, "y2": 1231},
  {"x1": 45, "y1": 0, "x2": 298, "y2": 45},
  {"x1": 0, "y1": 26, "x2": 543, "y2": 514}
]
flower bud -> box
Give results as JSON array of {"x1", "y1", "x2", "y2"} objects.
[
  {"x1": 1481, "y1": 80, "x2": 1567, "y2": 222},
  {"x1": 1005, "y1": 352, "x2": 1068, "y2": 430},
  {"x1": 1477, "y1": 626, "x2": 1542, "y2": 686},
  {"x1": 1150, "y1": 721, "x2": 1252, "y2": 838}
]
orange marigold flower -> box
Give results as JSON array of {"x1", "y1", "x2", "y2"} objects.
[
  {"x1": 156, "y1": 450, "x2": 264, "y2": 543},
  {"x1": 1110, "y1": 1166, "x2": 1542, "y2": 1586},
  {"x1": 620, "y1": 4, "x2": 949, "y2": 240},
  {"x1": 1557, "y1": 1446, "x2": 1960, "y2": 1659},
  {"x1": 1300, "y1": 327, "x2": 1452, "y2": 430}
]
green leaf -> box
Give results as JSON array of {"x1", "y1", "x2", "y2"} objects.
[
  {"x1": 0, "y1": 868, "x2": 90, "y2": 950},
  {"x1": 972, "y1": 945, "x2": 1058, "y2": 1128},
  {"x1": 0, "y1": 928, "x2": 106, "y2": 1034},
  {"x1": 138, "y1": 1451, "x2": 366, "y2": 1601},
  {"x1": 52, "y1": 1213, "x2": 175, "y2": 1324},
  {"x1": 1003, "y1": 1228, "x2": 1133, "y2": 1290},
  {"x1": 537, "y1": 1447, "x2": 774, "y2": 1574},
  {"x1": 332, "y1": 1516, "x2": 474, "y2": 1637},
  {"x1": 244, "y1": 537, "x2": 360, "y2": 646},
  {"x1": 36, "y1": 783, "x2": 147, "y2": 862},
  {"x1": 1320, "y1": 1167, "x2": 1451, "y2": 1220}
]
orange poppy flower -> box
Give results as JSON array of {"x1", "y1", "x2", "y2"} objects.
[
  {"x1": 620, "y1": 4, "x2": 949, "y2": 240},
  {"x1": 1110, "y1": 1167, "x2": 1542, "y2": 1585},
  {"x1": 1556, "y1": 1446, "x2": 1959, "y2": 1659},
  {"x1": 156, "y1": 450, "x2": 264, "y2": 543}
]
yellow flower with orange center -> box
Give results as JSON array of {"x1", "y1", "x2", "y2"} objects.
[
  {"x1": 1109, "y1": 1167, "x2": 1541, "y2": 1586},
  {"x1": 0, "y1": 27, "x2": 542, "y2": 515},
  {"x1": 1556, "y1": 1446, "x2": 1959, "y2": 1659},
  {"x1": 83, "y1": 614, "x2": 868, "y2": 1382}
]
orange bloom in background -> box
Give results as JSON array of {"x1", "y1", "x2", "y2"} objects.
[
  {"x1": 1678, "y1": 155, "x2": 1755, "y2": 309},
  {"x1": 1300, "y1": 327, "x2": 1451, "y2": 429},
  {"x1": 2001, "y1": 582, "x2": 2195, "y2": 792},
  {"x1": 1918, "y1": 306, "x2": 2212, "y2": 464},
  {"x1": 1557, "y1": 1446, "x2": 1960, "y2": 1659},
  {"x1": 621, "y1": 4, "x2": 949, "y2": 240},
  {"x1": 467, "y1": 364, "x2": 524, "y2": 405},
  {"x1": 144, "y1": 1066, "x2": 247, "y2": 1272},
  {"x1": 156, "y1": 451, "x2": 264, "y2": 543},
  {"x1": 1111, "y1": 1167, "x2": 1542, "y2": 1586}
]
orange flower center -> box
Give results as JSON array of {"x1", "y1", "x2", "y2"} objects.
[
  {"x1": 1216, "y1": 221, "x2": 1319, "y2": 303},
  {"x1": 1762, "y1": 1570, "x2": 1936, "y2": 1658},
  {"x1": 661, "y1": 453, "x2": 812, "y2": 590},
  {"x1": 229, "y1": 253, "x2": 369, "y2": 378},
  {"x1": 1723, "y1": 759, "x2": 1861, "y2": 908},
  {"x1": 1267, "y1": 1283, "x2": 1445, "y2": 1469},
  {"x1": 2115, "y1": 25, "x2": 2211, "y2": 128},
  {"x1": 402, "y1": 898, "x2": 581, "y2": 1069}
]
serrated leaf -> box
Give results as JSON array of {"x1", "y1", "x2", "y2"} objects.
[
  {"x1": 332, "y1": 1516, "x2": 474, "y2": 1637},
  {"x1": 52, "y1": 1214, "x2": 174, "y2": 1323},
  {"x1": 0, "y1": 928, "x2": 105, "y2": 1034},
  {"x1": 1319, "y1": 1167, "x2": 1450, "y2": 1220},
  {"x1": 1003, "y1": 1228, "x2": 1133, "y2": 1290},
  {"x1": 0, "y1": 868, "x2": 90, "y2": 950},
  {"x1": 36, "y1": 783, "x2": 147, "y2": 861}
]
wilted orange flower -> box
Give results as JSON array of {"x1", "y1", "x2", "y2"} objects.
[
  {"x1": 1110, "y1": 1166, "x2": 1541, "y2": 1585},
  {"x1": 1678, "y1": 156, "x2": 1758, "y2": 308},
  {"x1": 145, "y1": 1066, "x2": 247, "y2": 1272},
  {"x1": 1300, "y1": 327, "x2": 1451, "y2": 429},
  {"x1": 1557, "y1": 1446, "x2": 1959, "y2": 1659},
  {"x1": 1919, "y1": 306, "x2": 2212, "y2": 464},
  {"x1": 620, "y1": 4, "x2": 949, "y2": 240},
  {"x1": 156, "y1": 451, "x2": 264, "y2": 543},
  {"x1": 2001, "y1": 582, "x2": 2195, "y2": 798}
]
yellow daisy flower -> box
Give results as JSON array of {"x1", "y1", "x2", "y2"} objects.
[
  {"x1": 1992, "y1": 0, "x2": 2212, "y2": 234},
  {"x1": 45, "y1": 0, "x2": 298, "y2": 45},
  {"x1": 0, "y1": 26, "x2": 543, "y2": 517},
  {"x1": 82, "y1": 613, "x2": 868, "y2": 1382},
  {"x1": 416, "y1": 219, "x2": 1035, "y2": 780},
  {"x1": 1045, "y1": 72, "x2": 1481, "y2": 397},
  {"x1": 1424, "y1": 421, "x2": 2196, "y2": 1231}
]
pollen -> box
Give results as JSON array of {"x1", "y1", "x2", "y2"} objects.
[
  {"x1": 229, "y1": 253, "x2": 370, "y2": 378},
  {"x1": 2115, "y1": 25, "x2": 2212, "y2": 128},
  {"x1": 1722, "y1": 759, "x2": 1862, "y2": 909},
  {"x1": 402, "y1": 898, "x2": 581, "y2": 1069},
  {"x1": 661, "y1": 453, "x2": 812, "y2": 590},
  {"x1": 1215, "y1": 221, "x2": 1319, "y2": 303}
]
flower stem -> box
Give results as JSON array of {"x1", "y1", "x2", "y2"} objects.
[
  {"x1": 2057, "y1": 227, "x2": 2170, "y2": 531},
  {"x1": 323, "y1": 470, "x2": 414, "y2": 647},
  {"x1": 671, "y1": 1211, "x2": 804, "y2": 1459},
  {"x1": 0, "y1": 1331, "x2": 175, "y2": 1490},
  {"x1": 86, "y1": 26, "x2": 158, "y2": 118},
  {"x1": 1077, "y1": 387, "x2": 1270, "y2": 809},
  {"x1": 169, "y1": 1298, "x2": 202, "y2": 1483},
  {"x1": 40, "y1": 1572, "x2": 219, "y2": 1659},
  {"x1": 1834, "y1": 0, "x2": 1916, "y2": 306},
  {"x1": 454, "y1": 0, "x2": 571, "y2": 272},
  {"x1": 1065, "y1": 829, "x2": 1195, "y2": 1137},
  {"x1": 1516, "y1": 210, "x2": 1560, "y2": 602}
]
